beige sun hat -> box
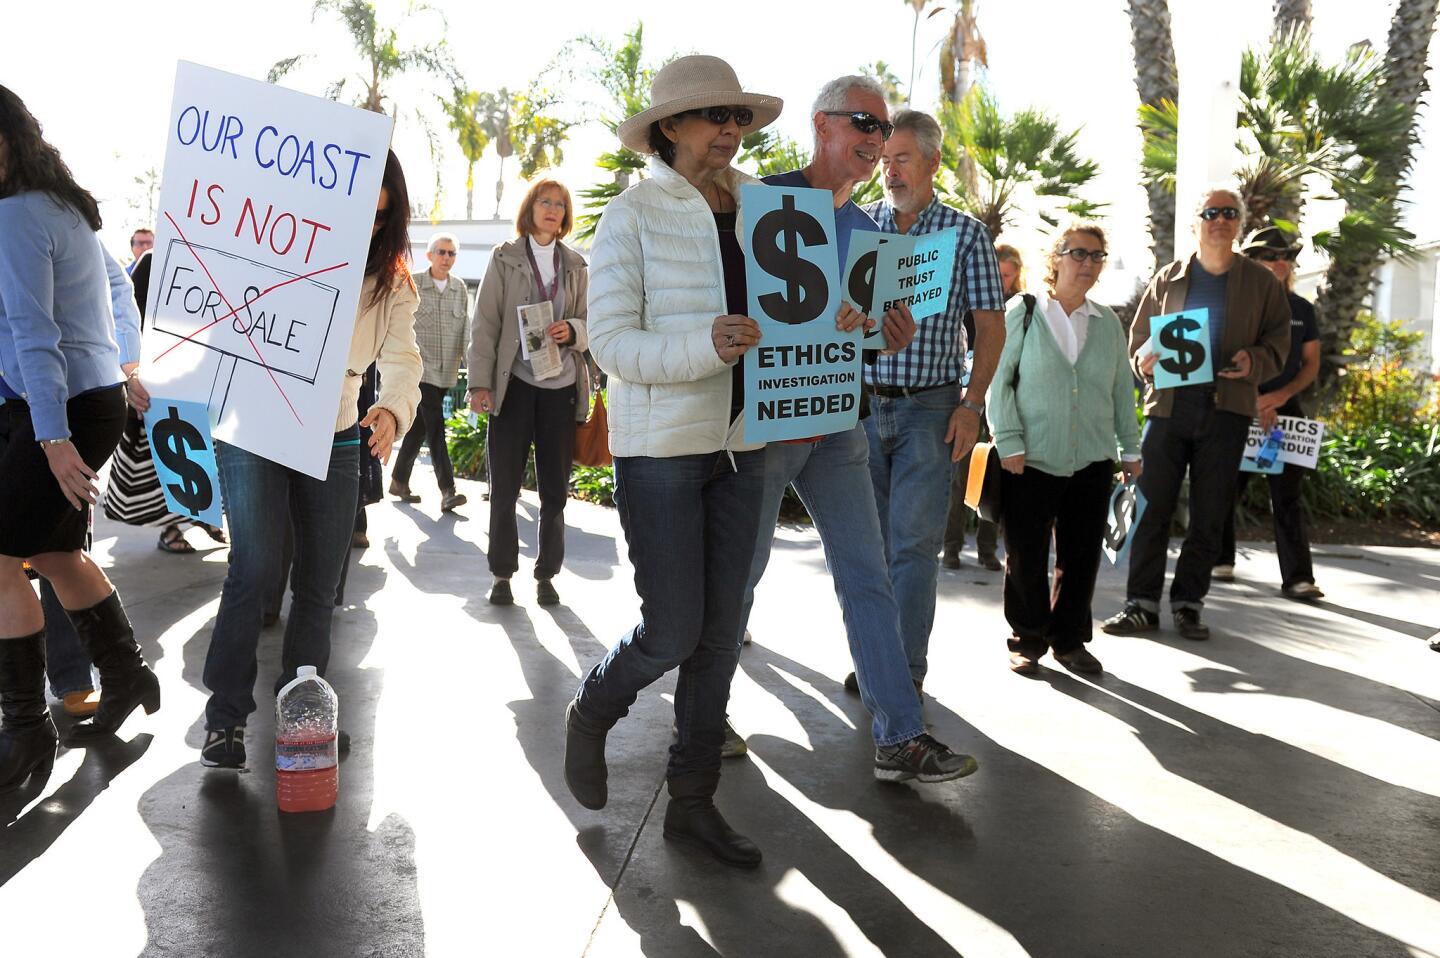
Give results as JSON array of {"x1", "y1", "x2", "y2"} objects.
[{"x1": 618, "y1": 55, "x2": 783, "y2": 155}]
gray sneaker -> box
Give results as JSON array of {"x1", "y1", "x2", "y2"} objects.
[{"x1": 875, "y1": 733, "x2": 978, "y2": 783}]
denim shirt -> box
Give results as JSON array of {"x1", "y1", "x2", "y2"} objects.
[{"x1": 0, "y1": 192, "x2": 125, "y2": 440}]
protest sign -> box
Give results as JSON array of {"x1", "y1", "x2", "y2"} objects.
[
  {"x1": 1243, "y1": 415, "x2": 1325, "y2": 469},
  {"x1": 145, "y1": 399, "x2": 224, "y2": 528},
  {"x1": 741, "y1": 183, "x2": 859, "y2": 442},
  {"x1": 843, "y1": 228, "x2": 957, "y2": 348},
  {"x1": 1103, "y1": 481, "x2": 1147, "y2": 566},
  {"x1": 1149, "y1": 309, "x2": 1214, "y2": 390},
  {"x1": 1239, "y1": 449, "x2": 1285, "y2": 474},
  {"x1": 140, "y1": 61, "x2": 394, "y2": 479}
]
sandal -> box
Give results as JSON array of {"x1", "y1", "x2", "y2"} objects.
[
  {"x1": 201, "y1": 523, "x2": 228, "y2": 544},
  {"x1": 157, "y1": 525, "x2": 196, "y2": 554}
]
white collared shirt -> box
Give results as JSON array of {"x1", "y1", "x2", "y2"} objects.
[{"x1": 1043, "y1": 295, "x2": 1099, "y2": 366}]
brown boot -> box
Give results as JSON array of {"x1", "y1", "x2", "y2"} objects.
[
  {"x1": 66, "y1": 592, "x2": 160, "y2": 740},
  {"x1": 0, "y1": 632, "x2": 59, "y2": 793}
]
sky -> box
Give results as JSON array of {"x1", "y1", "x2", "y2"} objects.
[{"x1": 4, "y1": 0, "x2": 1437, "y2": 304}]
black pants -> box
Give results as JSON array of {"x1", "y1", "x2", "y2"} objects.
[
  {"x1": 1219, "y1": 465, "x2": 1315, "y2": 588},
  {"x1": 1126, "y1": 392, "x2": 1251, "y2": 610},
  {"x1": 943, "y1": 428, "x2": 998, "y2": 559},
  {"x1": 391, "y1": 382, "x2": 455, "y2": 493},
  {"x1": 486, "y1": 378, "x2": 576, "y2": 579},
  {"x1": 1000, "y1": 459, "x2": 1114, "y2": 655}
]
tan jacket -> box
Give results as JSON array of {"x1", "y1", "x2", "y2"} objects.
[
  {"x1": 467, "y1": 237, "x2": 590, "y2": 421},
  {"x1": 337, "y1": 273, "x2": 423, "y2": 435},
  {"x1": 1128, "y1": 254, "x2": 1291, "y2": 419}
]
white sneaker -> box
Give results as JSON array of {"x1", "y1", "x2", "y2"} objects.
[
  {"x1": 742, "y1": 630, "x2": 752, "y2": 645},
  {"x1": 1283, "y1": 581, "x2": 1324, "y2": 601},
  {"x1": 1212, "y1": 564, "x2": 1235, "y2": 582}
]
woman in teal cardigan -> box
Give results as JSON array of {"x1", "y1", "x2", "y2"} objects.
[{"x1": 987, "y1": 222, "x2": 1141, "y2": 676}]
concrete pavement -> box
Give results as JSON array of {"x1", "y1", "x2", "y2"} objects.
[{"x1": 2, "y1": 462, "x2": 1438, "y2": 957}]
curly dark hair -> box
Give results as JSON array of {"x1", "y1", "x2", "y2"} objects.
[
  {"x1": 365, "y1": 149, "x2": 414, "y2": 306},
  {"x1": 0, "y1": 85, "x2": 102, "y2": 231}
]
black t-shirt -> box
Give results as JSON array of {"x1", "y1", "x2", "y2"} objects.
[
  {"x1": 1261, "y1": 291, "x2": 1318, "y2": 395},
  {"x1": 715, "y1": 211, "x2": 747, "y2": 421}
]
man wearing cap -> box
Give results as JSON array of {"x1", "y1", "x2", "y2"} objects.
[
  {"x1": 1213, "y1": 227, "x2": 1323, "y2": 601},
  {"x1": 1102, "y1": 185, "x2": 1291, "y2": 641},
  {"x1": 736, "y1": 75, "x2": 980, "y2": 787},
  {"x1": 860, "y1": 107, "x2": 1006, "y2": 692}
]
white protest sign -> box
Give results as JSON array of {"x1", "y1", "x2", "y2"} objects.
[
  {"x1": 1243, "y1": 415, "x2": 1325, "y2": 469},
  {"x1": 141, "y1": 61, "x2": 394, "y2": 479}
]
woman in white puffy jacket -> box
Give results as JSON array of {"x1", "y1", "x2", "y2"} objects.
[{"x1": 560, "y1": 56, "x2": 780, "y2": 869}]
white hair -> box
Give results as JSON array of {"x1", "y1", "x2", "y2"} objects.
[
  {"x1": 426, "y1": 232, "x2": 459, "y2": 253},
  {"x1": 1194, "y1": 184, "x2": 1247, "y2": 233},
  {"x1": 891, "y1": 109, "x2": 942, "y2": 159},
  {"x1": 810, "y1": 74, "x2": 887, "y2": 151}
]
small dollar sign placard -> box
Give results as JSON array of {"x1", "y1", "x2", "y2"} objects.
[
  {"x1": 1103, "y1": 481, "x2": 1147, "y2": 566},
  {"x1": 145, "y1": 399, "x2": 224, "y2": 528},
  {"x1": 1149, "y1": 308, "x2": 1214, "y2": 390},
  {"x1": 741, "y1": 184, "x2": 860, "y2": 443}
]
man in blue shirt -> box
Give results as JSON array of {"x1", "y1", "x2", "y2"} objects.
[
  {"x1": 861, "y1": 109, "x2": 1006, "y2": 690},
  {"x1": 741, "y1": 75, "x2": 978, "y2": 785}
]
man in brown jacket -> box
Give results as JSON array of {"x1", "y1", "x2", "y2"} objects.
[{"x1": 1102, "y1": 186, "x2": 1291, "y2": 640}]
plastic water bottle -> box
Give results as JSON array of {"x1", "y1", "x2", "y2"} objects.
[
  {"x1": 1255, "y1": 426, "x2": 1285, "y2": 469},
  {"x1": 275, "y1": 665, "x2": 338, "y2": 813}
]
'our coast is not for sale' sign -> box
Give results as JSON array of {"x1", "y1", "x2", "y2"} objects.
[
  {"x1": 140, "y1": 61, "x2": 394, "y2": 479},
  {"x1": 741, "y1": 183, "x2": 861, "y2": 443}
]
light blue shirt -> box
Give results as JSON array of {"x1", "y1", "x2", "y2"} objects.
[{"x1": 0, "y1": 191, "x2": 125, "y2": 440}]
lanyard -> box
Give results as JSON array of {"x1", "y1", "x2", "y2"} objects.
[{"x1": 525, "y1": 239, "x2": 562, "y2": 304}]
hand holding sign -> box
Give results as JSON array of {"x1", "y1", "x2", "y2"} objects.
[
  {"x1": 1149, "y1": 309, "x2": 1214, "y2": 389},
  {"x1": 1103, "y1": 481, "x2": 1147, "y2": 566},
  {"x1": 713, "y1": 314, "x2": 761, "y2": 362}
]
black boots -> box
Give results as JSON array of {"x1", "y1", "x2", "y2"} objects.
[
  {"x1": 0, "y1": 632, "x2": 59, "y2": 794},
  {"x1": 663, "y1": 770, "x2": 762, "y2": 869},
  {"x1": 67, "y1": 591, "x2": 160, "y2": 739},
  {"x1": 564, "y1": 699, "x2": 609, "y2": 810}
]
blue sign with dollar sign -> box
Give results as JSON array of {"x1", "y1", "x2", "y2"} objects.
[
  {"x1": 145, "y1": 399, "x2": 224, "y2": 528},
  {"x1": 741, "y1": 183, "x2": 860, "y2": 443},
  {"x1": 1150, "y1": 308, "x2": 1214, "y2": 390}
]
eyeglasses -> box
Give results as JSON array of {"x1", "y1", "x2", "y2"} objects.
[
  {"x1": 1199, "y1": 206, "x2": 1240, "y2": 221},
  {"x1": 1058, "y1": 248, "x2": 1108, "y2": 263},
  {"x1": 680, "y1": 106, "x2": 755, "y2": 127},
  {"x1": 536, "y1": 198, "x2": 567, "y2": 211},
  {"x1": 433, "y1": 249, "x2": 457, "y2": 258},
  {"x1": 374, "y1": 207, "x2": 390, "y2": 226},
  {"x1": 1248, "y1": 249, "x2": 1298, "y2": 263},
  {"x1": 823, "y1": 111, "x2": 894, "y2": 140}
]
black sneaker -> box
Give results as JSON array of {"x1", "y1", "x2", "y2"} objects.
[
  {"x1": 489, "y1": 579, "x2": 514, "y2": 606},
  {"x1": 536, "y1": 579, "x2": 560, "y2": 606},
  {"x1": 1173, "y1": 608, "x2": 1210, "y2": 641},
  {"x1": 201, "y1": 727, "x2": 245, "y2": 768},
  {"x1": 1101, "y1": 603, "x2": 1159, "y2": 635},
  {"x1": 875, "y1": 733, "x2": 978, "y2": 783}
]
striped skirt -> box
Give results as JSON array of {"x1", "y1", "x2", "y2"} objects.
[{"x1": 99, "y1": 409, "x2": 187, "y2": 527}]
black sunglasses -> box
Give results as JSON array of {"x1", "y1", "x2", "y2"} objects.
[
  {"x1": 823, "y1": 111, "x2": 895, "y2": 140},
  {"x1": 1059, "y1": 248, "x2": 1108, "y2": 263},
  {"x1": 1200, "y1": 206, "x2": 1240, "y2": 221},
  {"x1": 1248, "y1": 248, "x2": 1298, "y2": 262},
  {"x1": 680, "y1": 105, "x2": 755, "y2": 127},
  {"x1": 432, "y1": 249, "x2": 457, "y2": 257}
]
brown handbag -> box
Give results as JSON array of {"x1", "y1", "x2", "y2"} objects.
[{"x1": 573, "y1": 388, "x2": 613, "y2": 467}]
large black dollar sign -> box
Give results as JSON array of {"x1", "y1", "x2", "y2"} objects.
[
  {"x1": 152, "y1": 407, "x2": 213, "y2": 517},
  {"x1": 1158, "y1": 314, "x2": 1206, "y2": 381},
  {"x1": 754, "y1": 194, "x2": 829, "y2": 324},
  {"x1": 1103, "y1": 486, "x2": 1137, "y2": 551}
]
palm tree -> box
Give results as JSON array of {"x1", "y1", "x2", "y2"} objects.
[
  {"x1": 1317, "y1": 0, "x2": 1439, "y2": 367},
  {"x1": 440, "y1": 89, "x2": 491, "y2": 221},
  {"x1": 509, "y1": 88, "x2": 571, "y2": 181},
  {"x1": 267, "y1": 0, "x2": 456, "y2": 115},
  {"x1": 900, "y1": 0, "x2": 944, "y2": 105},
  {"x1": 937, "y1": 0, "x2": 987, "y2": 106},
  {"x1": 861, "y1": 61, "x2": 908, "y2": 112},
  {"x1": 1126, "y1": 0, "x2": 1179, "y2": 269},
  {"x1": 1272, "y1": 0, "x2": 1312, "y2": 40},
  {"x1": 938, "y1": 87, "x2": 1102, "y2": 239}
]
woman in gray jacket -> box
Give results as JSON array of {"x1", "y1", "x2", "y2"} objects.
[{"x1": 467, "y1": 179, "x2": 589, "y2": 608}]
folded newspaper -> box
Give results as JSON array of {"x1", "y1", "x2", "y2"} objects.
[{"x1": 518, "y1": 301, "x2": 564, "y2": 381}]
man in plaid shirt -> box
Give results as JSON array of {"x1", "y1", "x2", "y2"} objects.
[
  {"x1": 390, "y1": 232, "x2": 471, "y2": 512},
  {"x1": 862, "y1": 109, "x2": 1006, "y2": 689}
]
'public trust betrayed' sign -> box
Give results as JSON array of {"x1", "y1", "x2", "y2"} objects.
[{"x1": 140, "y1": 61, "x2": 394, "y2": 479}]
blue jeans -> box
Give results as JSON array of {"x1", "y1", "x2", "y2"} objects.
[
  {"x1": 575, "y1": 449, "x2": 764, "y2": 780},
  {"x1": 739, "y1": 426, "x2": 924, "y2": 747},
  {"x1": 203, "y1": 437, "x2": 359, "y2": 730},
  {"x1": 863, "y1": 390, "x2": 958, "y2": 683},
  {"x1": 41, "y1": 579, "x2": 93, "y2": 697}
]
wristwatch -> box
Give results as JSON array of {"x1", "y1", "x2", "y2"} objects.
[
  {"x1": 958, "y1": 398, "x2": 985, "y2": 418},
  {"x1": 38, "y1": 437, "x2": 69, "y2": 447}
]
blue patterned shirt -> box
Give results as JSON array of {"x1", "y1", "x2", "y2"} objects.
[{"x1": 861, "y1": 197, "x2": 1005, "y2": 388}]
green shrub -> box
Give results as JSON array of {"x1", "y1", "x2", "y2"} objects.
[
  {"x1": 446, "y1": 409, "x2": 487, "y2": 481},
  {"x1": 571, "y1": 465, "x2": 616, "y2": 506},
  {"x1": 1330, "y1": 312, "x2": 1428, "y2": 433}
]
